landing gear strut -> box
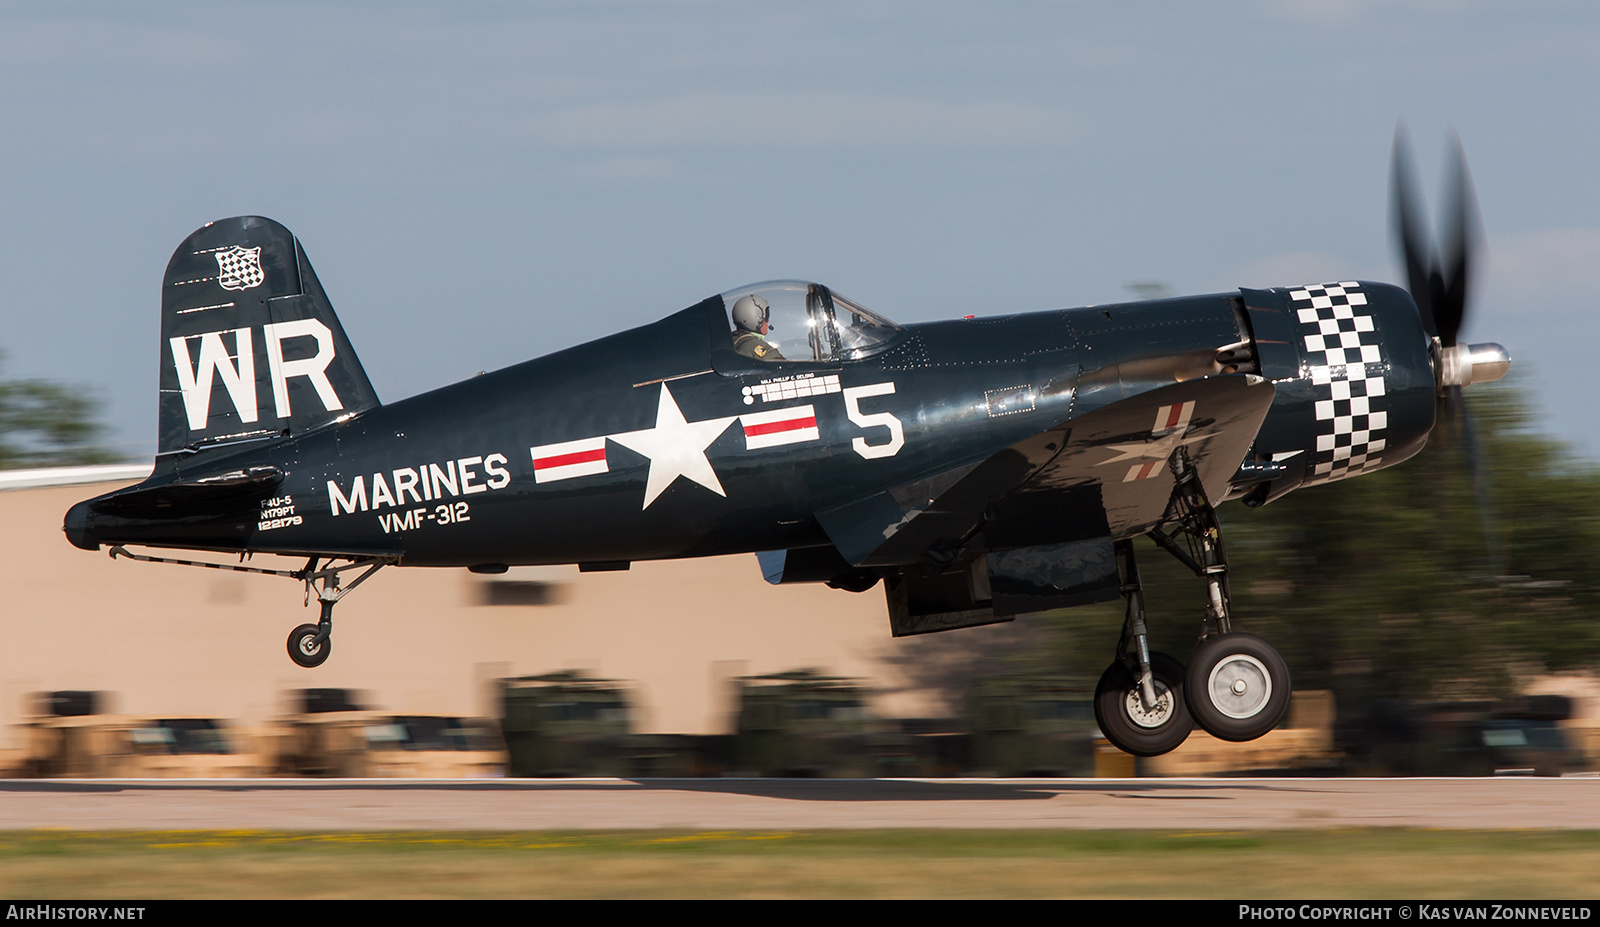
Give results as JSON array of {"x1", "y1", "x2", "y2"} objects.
[
  {"x1": 1147, "y1": 450, "x2": 1291, "y2": 743},
  {"x1": 1094, "y1": 539, "x2": 1194, "y2": 757}
]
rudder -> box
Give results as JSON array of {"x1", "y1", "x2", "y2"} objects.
[{"x1": 157, "y1": 216, "x2": 379, "y2": 469}]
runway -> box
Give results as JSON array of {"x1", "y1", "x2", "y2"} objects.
[{"x1": 2, "y1": 777, "x2": 1597, "y2": 831}]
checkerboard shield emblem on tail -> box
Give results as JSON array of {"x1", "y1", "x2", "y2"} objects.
[{"x1": 215, "y1": 246, "x2": 265, "y2": 291}]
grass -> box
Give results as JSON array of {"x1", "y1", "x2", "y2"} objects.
[{"x1": 2, "y1": 829, "x2": 1598, "y2": 899}]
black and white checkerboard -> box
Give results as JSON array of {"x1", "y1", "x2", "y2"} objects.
[
  {"x1": 215, "y1": 246, "x2": 264, "y2": 291},
  {"x1": 1292, "y1": 282, "x2": 1388, "y2": 484}
]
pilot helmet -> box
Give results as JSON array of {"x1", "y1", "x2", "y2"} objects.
[{"x1": 731, "y1": 295, "x2": 772, "y2": 333}]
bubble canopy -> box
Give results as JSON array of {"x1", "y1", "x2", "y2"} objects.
[{"x1": 718, "y1": 281, "x2": 902, "y2": 363}]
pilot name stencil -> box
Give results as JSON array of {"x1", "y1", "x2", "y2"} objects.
[{"x1": 742, "y1": 373, "x2": 841, "y2": 405}]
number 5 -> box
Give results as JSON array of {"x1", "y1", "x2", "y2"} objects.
[{"x1": 843, "y1": 382, "x2": 905, "y2": 459}]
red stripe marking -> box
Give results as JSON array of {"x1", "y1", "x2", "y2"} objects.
[
  {"x1": 1164, "y1": 403, "x2": 1185, "y2": 430},
  {"x1": 744, "y1": 415, "x2": 817, "y2": 437},
  {"x1": 534, "y1": 448, "x2": 606, "y2": 470}
]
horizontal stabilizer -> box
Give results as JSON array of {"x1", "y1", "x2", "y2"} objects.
[{"x1": 88, "y1": 466, "x2": 284, "y2": 515}]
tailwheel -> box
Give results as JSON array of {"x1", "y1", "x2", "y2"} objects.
[
  {"x1": 1186, "y1": 632, "x2": 1290, "y2": 742},
  {"x1": 287, "y1": 623, "x2": 331, "y2": 668},
  {"x1": 1094, "y1": 652, "x2": 1193, "y2": 757},
  {"x1": 282, "y1": 556, "x2": 389, "y2": 668}
]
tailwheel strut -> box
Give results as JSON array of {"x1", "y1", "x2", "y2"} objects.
[
  {"x1": 104, "y1": 546, "x2": 393, "y2": 669},
  {"x1": 1145, "y1": 449, "x2": 1291, "y2": 742},
  {"x1": 286, "y1": 557, "x2": 388, "y2": 669}
]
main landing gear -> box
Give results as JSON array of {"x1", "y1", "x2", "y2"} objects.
[
  {"x1": 1094, "y1": 540, "x2": 1194, "y2": 756},
  {"x1": 1094, "y1": 452, "x2": 1291, "y2": 758},
  {"x1": 107, "y1": 546, "x2": 391, "y2": 669}
]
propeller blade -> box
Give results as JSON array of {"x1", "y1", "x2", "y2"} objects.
[
  {"x1": 1390, "y1": 127, "x2": 1438, "y2": 338},
  {"x1": 1436, "y1": 135, "x2": 1482, "y2": 348}
]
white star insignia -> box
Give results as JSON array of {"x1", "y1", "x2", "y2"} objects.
[
  {"x1": 1098, "y1": 429, "x2": 1200, "y2": 466},
  {"x1": 609, "y1": 384, "x2": 738, "y2": 509}
]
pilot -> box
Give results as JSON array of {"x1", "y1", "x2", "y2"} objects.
[{"x1": 731, "y1": 295, "x2": 786, "y2": 361}]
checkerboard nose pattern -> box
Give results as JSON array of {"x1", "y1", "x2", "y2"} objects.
[{"x1": 1292, "y1": 283, "x2": 1389, "y2": 483}]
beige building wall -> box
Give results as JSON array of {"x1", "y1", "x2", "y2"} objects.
[{"x1": 1, "y1": 480, "x2": 930, "y2": 747}]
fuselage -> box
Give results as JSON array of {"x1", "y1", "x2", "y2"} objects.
[{"x1": 67, "y1": 280, "x2": 1436, "y2": 569}]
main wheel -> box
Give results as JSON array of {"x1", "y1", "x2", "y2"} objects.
[
  {"x1": 1186, "y1": 632, "x2": 1290, "y2": 742},
  {"x1": 287, "y1": 624, "x2": 331, "y2": 668},
  {"x1": 1094, "y1": 652, "x2": 1193, "y2": 757}
]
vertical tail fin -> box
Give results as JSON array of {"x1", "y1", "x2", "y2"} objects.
[{"x1": 157, "y1": 216, "x2": 379, "y2": 468}]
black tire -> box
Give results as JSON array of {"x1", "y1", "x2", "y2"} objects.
[
  {"x1": 287, "y1": 624, "x2": 331, "y2": 668},
  {"x1": 1094, "y1": 652, "x2": 1193, "y2": 757},
  {"x1": 1186, "y1": 633, "x2": 1290, "y2": 742}
]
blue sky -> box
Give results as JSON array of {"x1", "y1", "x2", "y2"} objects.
[{"x1": 3, "y1": 2, "x2": 1597, "y2": 459}]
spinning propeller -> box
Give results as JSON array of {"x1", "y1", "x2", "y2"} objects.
[
  {"x1": 1389, "y1": 128, "x2": 1510, "y2": 467},
  {"x1": 1390, "y1": 128, "x2": 1511, "y2": 578}
]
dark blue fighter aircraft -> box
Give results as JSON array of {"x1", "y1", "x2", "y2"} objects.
[{"x1": 63, "y1": 140, "x2": 1509, "y2": 756}]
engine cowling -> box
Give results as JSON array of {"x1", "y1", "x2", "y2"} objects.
[{"x1": 1232, "y1": 281, "x2": 1438, "y2": 506}]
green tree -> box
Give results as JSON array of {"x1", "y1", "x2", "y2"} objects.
[{"x1": 0, "y1": 353, "x2": 114, "y2": 468}]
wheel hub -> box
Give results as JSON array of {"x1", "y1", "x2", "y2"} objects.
[
  {"x1": 1206, "y1": 654, "x2": 1272, "y2": 719},
  {"x1": 1122, "y1": 679, "x2": 1174, "y2": 729}
]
